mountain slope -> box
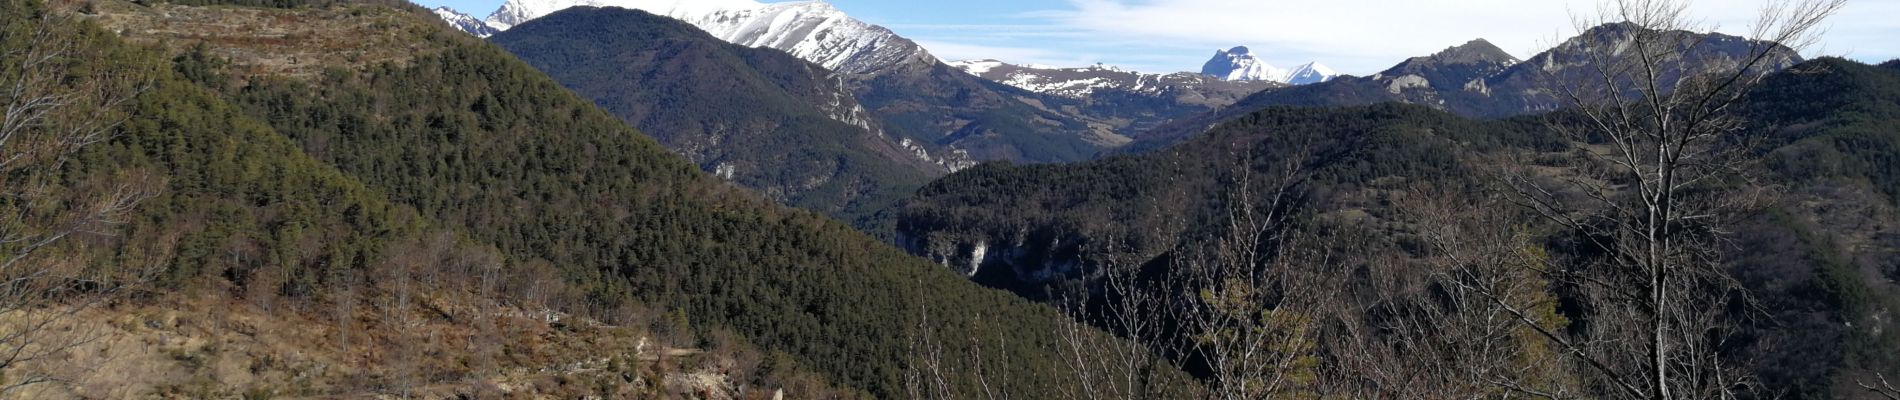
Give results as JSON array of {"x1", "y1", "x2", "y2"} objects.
[
  {"x1": 844, "y1": 58, "x2": 1124, "y2": 163},
  {"x1": 1379, "y1": 38, "x2": 1521, "y2": 91},
  {"x1": 72, "y1": 0, "x2": 1170, "y2": 397},
  {"x1": 490, "y1": 6, "x2": 942, "y2": 226},
  {"x1": 1126, "y1": 39, "x2": 1520, "y2": 152}
]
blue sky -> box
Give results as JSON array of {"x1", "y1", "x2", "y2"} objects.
[{"x1": 419, "y1": 0, "x2": 1900, "y2": 76}]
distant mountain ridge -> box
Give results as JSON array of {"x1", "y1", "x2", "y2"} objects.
[
  {"x1": 428, "y1": 1, "x2": 1330, "y2": 163},
  {"x1": 946, "y1": 59, "x2": 1280, "y2": 100},
  {"x1": 1127, "y1": 26, "x2": 1801, "y2": 152},
  {"x1": 943, "y1": 59, "x2": 1283, "y2": 140},
  {"x1": 439, "y1": 0, "x2": 934, "y2": 74},
  {"x1": 435, "y1": 0, "x2": 1144, "y2": 167}
]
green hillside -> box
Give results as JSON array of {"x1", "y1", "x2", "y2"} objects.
[{"x1": 1, "y1": 0, "x2": 1175, "y2": 397}]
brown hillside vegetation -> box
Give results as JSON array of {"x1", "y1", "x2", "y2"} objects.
[
  {"x1": 10, "y1": 294, "x2": 745, "y2": 399},
  {"x1": 81, "y1": 0, "x2": 446, "y2": 79}
]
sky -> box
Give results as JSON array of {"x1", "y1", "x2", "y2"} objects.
[{"x1": 418, "y1": 0, "x2": 1900, "y2": 76}]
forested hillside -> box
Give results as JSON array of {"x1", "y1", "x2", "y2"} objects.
[
  {"x1": 0, "y1": 0, "x2": 1179, "y2": 397},
  {"x1": 1731, "y1": 58, "x2": 1900, "y2": 395},
  {"x1": 899, "y1": 104, "x2": 1555, "y2": 289},
  {"x1": 896, "y1": 57, "x2": 1900, "y2": 398},
  {"x1": 221, "y1": 37, "x2": 1129, "y2": 398},
  {"x1": 4, "y1": 1, "x2": 694, "y2": 396},
  {"x1": 491, "y1": 7, "x2": 940, "y2": 227}
]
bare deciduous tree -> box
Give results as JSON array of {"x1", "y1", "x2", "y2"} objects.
[
  {"x1": 1042, "y1": 142, "x2": 1338, "y2": 400},
  {"x1": 1175, "y1": 152, "x2": 1324, "y2": 400},
  {"x1": 0, "y1": 2, "x2": 152, "y2": 393},
  {"x1": 1488, "y1": 0, "x2": 1845, "y2": 398},
  {"x1": 377, "y1": 249, "x2": 420, "y2": 397},
  {"x1": 904, "y1": 273, "x2": 1014, "y2": 400},
  {"x1": 1367, "y1": 185, "x2": 1583, "y2": 399},
  {"x1": 1051, "y1": 247, "x2": 1184, "y2": 400},
  {"x1": 1861, "y1": 374, "x2": 1900, "y2": 400}
]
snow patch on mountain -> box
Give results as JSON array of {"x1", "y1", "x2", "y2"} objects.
[
  {"x1": 947, "y1": 59, "x2": 1006, "y2": 75},
  {"x1": 1011, "y1": 76, "x2": 1112, "y2": 95},
  {"x1": 951, "y1": 60, "x2": 1158, "y2": 97},
  {"x1": 949, "y1": 59, "x2": 1281, "y2": 100}
]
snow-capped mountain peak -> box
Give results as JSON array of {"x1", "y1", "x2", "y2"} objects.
[
  {"x1": 1198, "y1": 46, "x2": 1339, "y2": 85},
  {"x1": 433, "y1": 6, "x2": 499, "y2": 37},
  {"x1": 1201, "y1": 46, "x2": 1284, "y2": 82},
  {"x1": 1281, "y1": 62, "x2": 1338, "y2": 85},
  {"x1": 440, "y1": 0, "x2": 934, "y2": 74}
]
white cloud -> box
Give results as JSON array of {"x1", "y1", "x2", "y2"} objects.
[{"x1": 1014, "y1": 0, "x2": 1900, "y2": 74}]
